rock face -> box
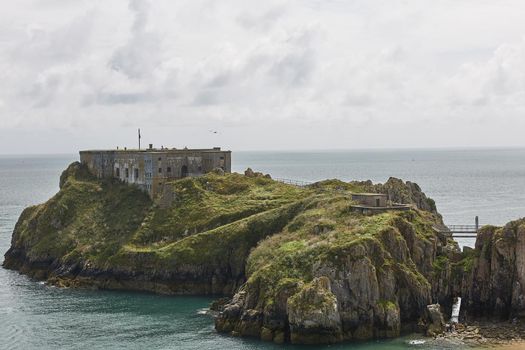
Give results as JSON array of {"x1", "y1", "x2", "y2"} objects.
[
  {"x1": 286, "y1": 277, "x2": 343, "y2": 344},
  {"x1": 463, "y1": 219, "x2": 525, "y2": 319},
  {"x1": 216, "y1": 190, "x2": 460, "y2": 344},
  {"x1": 424, "y1": 304, "x2": 445, "y2": 336}
]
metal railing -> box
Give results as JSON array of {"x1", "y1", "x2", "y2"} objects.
[
  {"x1": 446, "y1": 225, "x2": 479, "y2": 233},
  {"x1": 434, "y1": 224, "x2": 481, "y2": 239},
  {"x1": 273, "y1": 178, "x2": 314, "y2": 188}
]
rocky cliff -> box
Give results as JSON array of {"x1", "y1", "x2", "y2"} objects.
[
  {"x1": 4, "y1": 162, "x2": 463, "y2": 344},
  {"x1": 463, "y1": 219, "x2": 525, "y2": 319},
  {"x1": 215, "y1": 193, "x2": 459, "y2": 343}
]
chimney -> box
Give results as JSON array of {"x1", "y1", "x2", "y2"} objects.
[{"x1": 149, "y1": 144, "x2": 153, "y2": 150}]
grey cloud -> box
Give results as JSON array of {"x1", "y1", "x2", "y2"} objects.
[
  {"x1": 86, "y1": 92, "x2": 154, "y2": 106},
  {"x1": 2, "y1": 0, "x2": 525, "y2": 153},
  {"x1": 205, "y1": 72, "x2": 233, "y2": 88},
  {"x1": 10, "y1": 12, "x2": 95, "y2": 68},
  {"x1": 237, "y1": 5, "x2": 286, "y2": 31},
  {"x1": 109, "y1": 0, "x2": 162, "y2": 79},
  {"x1": 267, "y1": 48, "x2": 316, "y2": 86},
  {"x1": 192, "y1": 90, "x2": 220, "y2": 106},
  {"x1": 19, "y1": 72, "x2": 62, "y2": 108},
  {"x1": 344, "y1": 93, "x2": 373, "y2": 107}
]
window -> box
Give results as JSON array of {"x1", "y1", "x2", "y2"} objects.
[
  {"x1": 158, "y1": 167, "x2": 162, "y2": 174},
  {"x1": 158, "y1": 157, "x2": 162, "y2": 161},
  {"x1": 376, "y1": 198, "x2": 380, "y2": 207},
  {"x1": 167, "y1": 167, "x2": 171, "y2": 173},
  {"x1": 134, "y1": 168, "x2": 139, "y2": 179},
  {"x1": 116, "y1": 168, "x2": 120, "y2": 177},
  {"x1": 125, "y1": 168, "x2": 129, "y2": 178},
  {"x1": 220, "y1": 156, "x2": 224, "y2": 160}
]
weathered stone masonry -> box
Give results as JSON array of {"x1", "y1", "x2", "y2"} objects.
[{"x1": 80, "y1": 147, "x2": 231, "y2": 198}]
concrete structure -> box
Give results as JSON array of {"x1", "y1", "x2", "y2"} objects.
[
  {"x1": 350, "y1": 193, "x2": 411, "y2": 215},
  {"x1": 351, "y1": 193, "x2": 388, "y2": 208},
  {"x1": 80, "y1": 146, "x2": 231, "y2": 198}
]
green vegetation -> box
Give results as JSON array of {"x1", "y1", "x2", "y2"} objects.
[
  {"x1": 14, "y1": 163, "x2": 151, "y2": 265},
  {"x1": 8, "y1": 161, "x2": 446, "y2": 305},
  {"x1": 243, "y1": 192, "x2": 439, "y2": 311},
  {"x1": 131, "y1": 173, "x2": 306, "y2": 246},
  {"x1": 10, "y1": 162, "x2": 312, "y2": 275}
]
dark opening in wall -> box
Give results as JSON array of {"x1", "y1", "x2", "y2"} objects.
[
  {"x1": 167, "y1": 167, "x2": 171, "y2": 173},
  {"x1": 158, "y1": 167, "x2": 162, "y2": 174},
  {"x1": 116, "y1": 168, "x2": 120, "y2": 177},
  {"x1": 181, "y1": 165, "x2": 188, "y2": 178},
  {"x1": 125, "y1": 168, "x2": 129, "y2": 178},
  {"x1": 134, "y1": 168, "x2": 139, "y2": 179}
]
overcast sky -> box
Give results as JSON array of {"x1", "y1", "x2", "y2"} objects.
[{"x1": 1, "y1": 0, "x2": 525, "y2": 154}]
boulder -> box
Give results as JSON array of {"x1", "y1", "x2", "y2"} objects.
[
  {"x1": 424, "y1": 304, "x2": 445, "y2": 336},
  {"x1": 212, "y1": 167, "x2": 225, "y2": 175},
  {"x1": 287, "y1": 277, "x2": 343, "y2": 344}
]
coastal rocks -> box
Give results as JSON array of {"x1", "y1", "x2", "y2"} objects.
[
  {"x1": 286, "y1": 277, "x2": 342, "y2": 344},
  {"x1": 244, "y1": 168, "x2": 271, "y2": 179},
  {"x1": 215, "y1": 210, "x2": 452, "y2": 344},
  {"x1": 433, "y1": 320, "x2": 525, "y2": 347},
  {"x1": 463, "y1": 219, "x2": 525, "y2": 319},
  {"x1": 424, "y1": 304, "x2": 445, "y2": 336}
]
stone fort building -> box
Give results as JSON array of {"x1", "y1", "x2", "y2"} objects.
[{"x1": 80, "y1": 145, "x2": 231, "y2": 198}]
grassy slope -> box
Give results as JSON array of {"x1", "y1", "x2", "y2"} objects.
[
  {"x1": 8, "y1": 163, "x2": 314, "y2": 276},
  {"x1": 242, "y1": 193, "x2": 441, "y2": 310}
]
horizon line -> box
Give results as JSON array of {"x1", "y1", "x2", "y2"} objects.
[{"x1": 1, "y1": 145, "x2": 525, "y2": 157}]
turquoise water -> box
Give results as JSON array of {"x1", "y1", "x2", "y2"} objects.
[{"x1": 2, "y1": 149, "x2": 525, "y2": 349}]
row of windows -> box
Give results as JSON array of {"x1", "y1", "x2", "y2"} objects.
[
  {"x1": 116, "y1": 165, "x2": 201, "y2": 178},
  {"x1": 158, "y1": 167, "x2": 172, "y2": 174},
  {"x1": 116, "y1": 167, "x2": 140, "y2": 179}
]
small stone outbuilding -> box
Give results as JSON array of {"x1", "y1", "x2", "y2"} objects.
[{"x1": 350, "y1": 193, "x2": 411, "y2": 215}]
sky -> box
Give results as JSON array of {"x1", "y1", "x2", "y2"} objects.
[{"x1": 1, "y1": 0, "x2": 525, "y2": 154}]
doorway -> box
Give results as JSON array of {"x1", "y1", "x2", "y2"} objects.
[{"x1": 181, "y1": 165, "x2": 188, "y2": 178}]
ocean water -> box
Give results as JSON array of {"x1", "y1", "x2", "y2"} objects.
[{"x1": 1, "y1": 149, "x2": 524, "y2": 350}]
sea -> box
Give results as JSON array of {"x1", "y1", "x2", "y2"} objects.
[{"x1": 2, "y1": 148, "x2": 525, "y2": 350}]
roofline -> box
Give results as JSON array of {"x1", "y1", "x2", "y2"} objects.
[
  {"x1": 80, "y1": 148, "x2": 231, "y2": 153},
  {"x1": 351, "y1": 193, "x2": 388, "y2": 197}
]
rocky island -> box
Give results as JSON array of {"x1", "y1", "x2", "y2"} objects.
[{"x1": 4, "y1": 161, "x2": 525, "y2": 346}]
